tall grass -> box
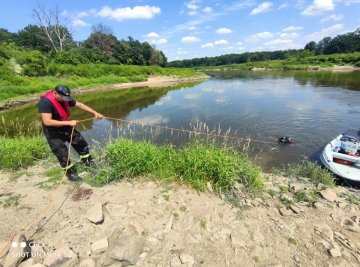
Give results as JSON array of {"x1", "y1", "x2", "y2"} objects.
[
  {"x1": 0, "y1": 136, "x2": 50, "y2": 170},
  {"x1": 274, "y1": 158, "x2": 335, "y2": 188},
  {"x1": 87, "y1": 138, "x2": 263, "y2": 193}
]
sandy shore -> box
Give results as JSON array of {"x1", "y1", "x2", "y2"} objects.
[
  {"x1": 0, "y1": 75, "x2": 208, "y2": 111},
  {"x1": 0, "y1": 162, "x2": 359, "y2": 266}
]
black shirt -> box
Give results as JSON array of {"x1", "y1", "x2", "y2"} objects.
[
  {"x1": 38, "y1": 98, "x2": 76, "y2": 132},
  {"x1": 38, "y1": 98, "x2": 76, "y2": 121}
]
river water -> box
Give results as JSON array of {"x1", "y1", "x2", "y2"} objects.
[{"x1": 1, "y1": 71, "x2": 360, "y2": 170}]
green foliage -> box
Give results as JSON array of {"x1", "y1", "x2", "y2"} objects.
[
  {"x1": 88, "y1": 139, "x2": 263, "y2": 193},
  {"x1": 276, "y1": 158, "x2": 335, "y2": 188},
  {"x1": 0, "y1": 136, "x2": 50, "y2": 170},
  {"x1": 3, "y1": 194, "x2": 21, "y2": 208},
  {"x1": 288, "y1": 237, "x2": 298, "y2": 245}
]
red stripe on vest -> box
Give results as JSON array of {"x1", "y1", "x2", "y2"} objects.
[{"x1": 41, "y1": 90, "x2": 70, "y2": 121}]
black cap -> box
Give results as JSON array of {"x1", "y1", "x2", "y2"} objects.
[{"x1": 55, "y1": 85, "x2": 73, "y2": 102}]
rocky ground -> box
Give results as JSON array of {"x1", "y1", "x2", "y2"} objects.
[{"x1": 0, "y1": 161, "x2": 359, "y2": 267}]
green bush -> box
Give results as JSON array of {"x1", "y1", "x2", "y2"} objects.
[{"x1": 0, "y1": 136, "x2": 50, "y2": 170}]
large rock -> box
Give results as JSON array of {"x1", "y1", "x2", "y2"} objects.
[
  {"x1": 91, "y1": 238, "x2": 108, "y2": 255},
  {"x1": 104, "y1": 203, "x2": 128, "y2": 220},
  {"x1": 4, "y1": 235, "x2": 30, "y2": 267},
  {"x1": 107, "y1": 229, "x2": 145, "y2": 266},
  {"x1": 320, "y1": 189, "x2": 337, "y2": 202},
  {"x1": 43, "y1": 246, "x2": 79, "y2": 267},
  {"x1": 86, "y1": 203, "x2": 104, "y2": 224}
]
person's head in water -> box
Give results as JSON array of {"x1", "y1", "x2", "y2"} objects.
[{"x1": 54, "y1": 85, "x2": 73, "y2": 102}]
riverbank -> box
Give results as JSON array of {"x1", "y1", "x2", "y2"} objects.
[
  {"x1": 0, "y1": 75, "x2": 208, "y2": 111},
  {"x1": 0, "y1": 160, "x2": 359, "y2": 267},
  {"x1": 202, "y1": 64, "x2": 360, "y2": 72}
]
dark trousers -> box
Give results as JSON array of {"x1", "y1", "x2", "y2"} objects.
[{"x1": 43, "y1": 126, "x2": 89, "y2": 168}]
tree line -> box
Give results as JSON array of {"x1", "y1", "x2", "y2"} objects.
[
  {"x1": 168, "y1": 28, "x2": 360, "y2": 68},
  {"x1": 0, "y1": 5, "x2": 167, "y2": 69}
]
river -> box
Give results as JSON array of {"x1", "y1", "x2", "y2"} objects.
[{"x1": 1, "y1": 70, "x2": 360, "y2": 170}]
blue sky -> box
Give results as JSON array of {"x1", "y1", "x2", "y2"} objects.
[{"x1": 0, "y1": 0, "x2": 359, "y2": 61}]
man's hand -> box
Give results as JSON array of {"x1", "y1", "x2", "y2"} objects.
[
  {"x1": 68, "y1": 120, "x2": 77, "y2": 127},
  {"x1": 93, "y1": 112, "x2": 103, "y2": 118}
]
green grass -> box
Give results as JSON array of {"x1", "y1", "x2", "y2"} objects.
[
  {"x1": 199, "y1": 219, "x2": 207, "y2": 230},
  {"x1": 37, "y1": 167, "x2": 63, "y2": 189},
  {"x1": 199, "y1": 53, "x2": 360, "y2": 71},
  {"x1": 274, "y1": 158, "x2": 335, "y2": 188},
  {"x1": 0, "y1": 136, "x2": 50, "y2": 170},
  {"x1": 3, "y1": 194, "x2": 21, "y2": 208},
  {"x1": 87, "y1": 139, "x2": 263, "y2": 193},
  {"x1": 0, "y1": 64, "x2": 204, "y2": 102},
  {"x1": 288, "y1": 237, "x2": 298, "y2": 245},
  {"x1": 294, "y1": 190, "x2": 319, "y2": 206}
]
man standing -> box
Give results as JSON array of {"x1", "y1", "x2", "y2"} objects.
[{"x1": 38, "y1": 85, "x2": 103, "y2": 181}]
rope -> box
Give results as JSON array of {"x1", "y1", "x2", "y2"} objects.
[
  {"x1": 0, "y1": 115, "x2": 279, "y2": 256},
  {"x1": 102, "y1": 116, "x2": 278, "y2": 145}
]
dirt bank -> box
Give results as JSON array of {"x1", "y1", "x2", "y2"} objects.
[
  {"x1": 0, "y1": 162, "x2": 359, "y2": 267},
  {"x1": 0, "y1": 75, "x2": 208, "y2": 111}
]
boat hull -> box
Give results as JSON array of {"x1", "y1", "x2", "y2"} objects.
[{"x1": 320, "y1": 135, "x2": 360, "y2": 183}]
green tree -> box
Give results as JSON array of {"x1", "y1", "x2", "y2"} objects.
[
  {"x1": 0, "y1": 28, "x2": 15, "y2": 42},
  {"x1": 304, "y1": 41, "x2": 316, "y2": 52}
]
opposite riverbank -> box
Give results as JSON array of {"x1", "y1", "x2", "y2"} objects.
[{"x1": 0, "y1": 75, "x2": 208, "y2": 111}]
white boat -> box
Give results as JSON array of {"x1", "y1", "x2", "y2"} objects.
[{"x1": 320, "y1": 129, "x2": 360, "y2": 183}]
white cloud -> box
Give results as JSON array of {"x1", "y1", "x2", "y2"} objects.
[
  {"x1": 320, "y1": 14, "x2": 343, "y2": 23},
  {"x1": 301, "y1": 0, "x2": 334, "y2": 16},
  {"x1": 214, "y1": 40, "x2": 229, "y2": 45},
  {"x1": 187, "y1": 3, "x2": 199, "y2": 10},
  {"x1": 201, "y1": 40, "x2": 229, "y2": 48},
  {"x1": 133, "y1": 115, "x2": 169, "y2": 125},
  {"x1": 201, "y1": 43, "x2": 215, "y2": 48},
  {"x1": 188, "y1": 26, "x2": 197, "y2": 31},
  {"x1": 184, "y1": 93, "x2": 200, "y2": 100},
  {"x1": 145, "y1": 32, "x2": 160, "y2": 38},
  {"x1": 278, "y1": 2, "x2": 289, "y2": 9},
  {"x1": 97, "y1": 5, "x2": 161, "y2": 21},
  {"x1": 237, "y1": 41, "x2": 243, "y2": 45},
  {"x1": 264, "y1": 39, "x2": 293, "y2": 46},
  {"x1": 149, "y1": 38, "x2": 168, "y2": 45},
  {"x1": 304, "y1": 23, "x2": 344, "y2": 41},
  {"x1": 216, "y1": 28, "x2": 233, "y2": 34},
  {"x1": 203, "y1": 7, "x2": 213, "y2": 13},
  {"x1": 181, "y1": 36, "x2": 201, "y2": 43},
  {"x1": 246, "y1": 32, "x2": 274, "y2": 42},
  {"x1": 279, "y1": 32, "x2": 299, "y2": 39},
  {"x1": 282, "y1": 26, "x2": 304, "y2": 32},
  {"x1": 224, "y1": 0, "x2": 257, "y2": 11},
  {"x1": 250, "y1": 2, "x2": 273, "y2": 15},
  {"x1": 72, "y1": 19, "x2": 89, "y2": 27}
]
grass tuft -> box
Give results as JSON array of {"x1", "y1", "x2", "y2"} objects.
[{"x1": 275, "y1": 158, "x2": 335, "y2": 188}]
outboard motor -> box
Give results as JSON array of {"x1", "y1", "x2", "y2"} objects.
[{"x1": 279, "y1": 136, "x2": 293, "y2": 144}]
